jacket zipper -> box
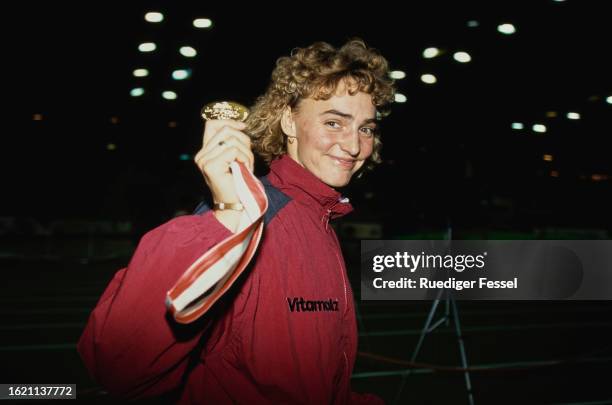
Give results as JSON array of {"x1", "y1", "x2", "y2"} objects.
[
  {"x1": 323, "y1": 200, "x2": 349, "y2": 315},
  {"x1": 333, "y1": 248, "x2": 348, "y2": 315},
  {"x1": 343, "y1": 351, "x2": 349, "y2": 387},
  {"x1": 324, "y1": 199, "x2": 353, "y2": 387},
  {"x1": 323, "y1": 211, "x2": 348, "y2": 312}
]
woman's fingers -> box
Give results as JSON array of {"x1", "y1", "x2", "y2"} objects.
[
  {"x1": 209, "y1": 146, "x2": 253, "y2": 174},
  {"x1": 193, "y1": 118, "x2": 254, "y2": 205},
  {"x1": 198, "y1": 136, "x2": 254, "y2": 172},
  {"x1": 202, "y1": 120, "x2": 248, "y2": 150},
  {"x1": 204, "y1": 127, "x2": 251, "y2": 154}
]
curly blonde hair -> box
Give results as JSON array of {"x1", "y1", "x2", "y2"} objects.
[{"x1": 245, "y1": 39, "x2": 395, "y2": 171}]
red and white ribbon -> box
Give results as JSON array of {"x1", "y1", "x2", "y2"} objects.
[{"x1": 166, "y1": 161, "x2": 268, "y2": 324}]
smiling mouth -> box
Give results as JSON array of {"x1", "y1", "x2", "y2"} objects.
[{"x1": 330, "y1": 156, "x2": 356, "y2": 169}]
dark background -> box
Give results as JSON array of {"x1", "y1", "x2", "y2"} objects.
[
  {"x1": 2, "y1": 1, "x2": 612, "y2": 404},
  {"x1": 5, "y1": 1, "x2": 611, "y2": 236}
]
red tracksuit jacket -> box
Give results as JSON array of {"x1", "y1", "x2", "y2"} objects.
[{"x1": 78, "y1": 155, "x2": 383, "y2": 404}]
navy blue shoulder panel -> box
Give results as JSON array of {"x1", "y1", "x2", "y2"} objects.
[
  {"x1": 259, "y1": 176, "x2": 291, "y2": 225},
  {"x1": 192, "y1": 175, "x2": 291, "y2": 226},
  {"x1": 192, "y1": 200, "x2": 211, "y2": 215}
]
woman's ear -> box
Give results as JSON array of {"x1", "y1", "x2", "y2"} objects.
[{"x1": 280, "y1": 106, "x2": 296, "y2": 137}]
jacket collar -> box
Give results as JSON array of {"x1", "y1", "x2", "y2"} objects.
[{"x1": 267, "y1": 154, "x2": 353, "y2": 220}]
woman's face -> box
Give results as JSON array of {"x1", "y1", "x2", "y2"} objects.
[{"x1": 284, "y1": 82, "x2": 377, "y2": 188}]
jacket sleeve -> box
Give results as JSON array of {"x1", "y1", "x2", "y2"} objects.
[
  {"x1": 77, "y1": 210, "x2": 232, "y2": 399},
  {"x1": 351, "y1": 391, "x2": 386, "y2": 405}
]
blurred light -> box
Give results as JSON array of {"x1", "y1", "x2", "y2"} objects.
[
  {"x1": 592, "y1": 174, "x2": 608, "y2": 182},
  {"x1": 453, "y1": 51, "x2": 472, "y2": 63},
  {"x1": 394, "y1": 93, "x2": 407, "y2": 103},
  {"x1": 567, "y1": 112, "x2": 581, "y2": 120},
  {"x1": 168, "y1": 121, "x2": 177, "y2": 128},
  {"x1": 130, "y1": 87, "x2": 145, "y2": 97},
  {"x1": 546, "y1": 111, "x2": 558, "y2": 118},
  {"x1": 550, "y1": 170, "x2": 559, "y2": 178},
  {"x1": 179, "y1": 154, "x2": 190, "y2": 161},
  {"x1": 553, "y1": 0, "x2": 566, "y2": 2},
  {"x1": 497, "y1": 23, "x2": 516, "y2": 35},
  {"x1": 179, "y1": 46, "x2": 197, "y2": 57},
  {"x1": 162, "y1": 91, "x2": 177, "y2": 100},
  {"x1": 467, "y1": 20, "x2": 479, "y2": 28},
  {"x1": 389, "y1": 70, "x2": 406, "y2": 79},
  {"x1": 33, "y1": 113, "x2": 43, "y2": 121},
  {"x1": 543, "y1": 154, "x2": 554, "y2": 162},
  {"x1": 138, "y1": 42, "x2": 157, "y2": 52},
  {"x1": 144, "y1": 12, "x2": 164, "y2": 23},
  {"x1": 110, "y1": 116, "x2": 119, "y2": 124},
  {"x1": 133, "y1": 68, "x2": 149, "y2": 77},
  {"x1": 172, "y1": 69, "x2": 191, "y2": 80},
  {"x1": 532, "y1": 124, "x2": 547, "y2": 133},
  {"x1": 423, "y1": 47, "x2": 440, "y2": 58},
  {"x1": 511, "y1": 122, "x2": 524, "y2": 130},
  {"x1": 606, "y1": 96, "x2": 612, "y2": 104},
  {"x1": 107, "y1": 143, "x2": 117, "y2": 151},
  {"x1": 420, "y1": 74, "x2": 437, "y2": 84},
  {"x1": 193, "y1": 18, "x2": 212, "y2": 28}
]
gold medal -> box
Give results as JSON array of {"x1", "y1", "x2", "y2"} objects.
[{"x1": 201, "y1": 101, "x2": 249, "y2": 122}]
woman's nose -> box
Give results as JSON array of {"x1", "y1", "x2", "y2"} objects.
[{"x1": 341, "y1": 127, "x2": 361, "y2": 157}]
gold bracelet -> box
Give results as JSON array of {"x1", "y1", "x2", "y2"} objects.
[{"x1": 213, "y1": 202, "x2": 244, "y2": 211}]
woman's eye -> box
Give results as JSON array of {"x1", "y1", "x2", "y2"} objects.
[
  {"x1": 325, "y1": 121, "x2": 343, "y2": 129},
  {"x1": 360, "y1": 127, "x2": 376, "y2": 137}
]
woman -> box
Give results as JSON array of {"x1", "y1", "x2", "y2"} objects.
[{"x1": 78, "y1": 39, "x2": 395, "y2": 404}]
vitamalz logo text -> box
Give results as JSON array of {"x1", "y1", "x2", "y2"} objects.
[{"x1": 287, "y1": 297, "x2": 339, "y2": 312}]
